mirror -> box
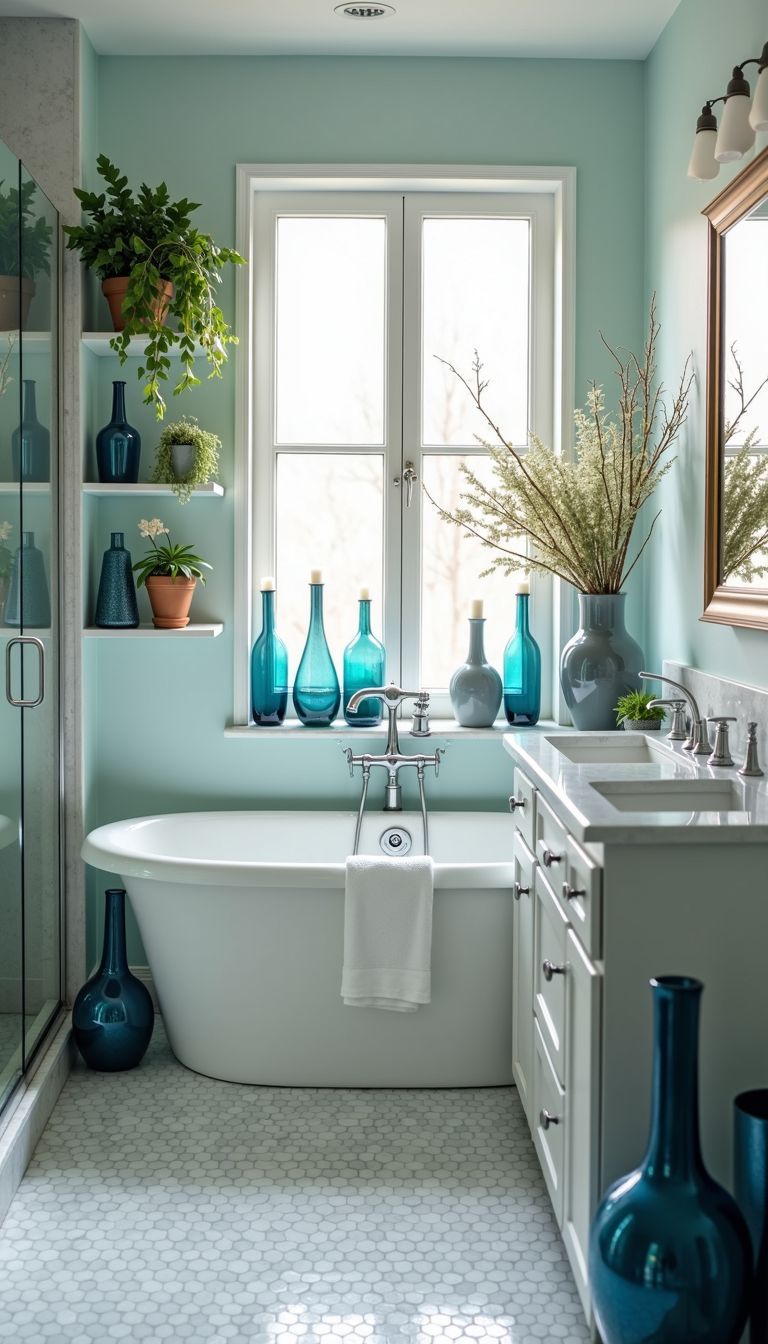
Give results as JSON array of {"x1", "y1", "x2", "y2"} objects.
[{"x1": 703, "y1": 146, "x2": 768, "y2": 627}]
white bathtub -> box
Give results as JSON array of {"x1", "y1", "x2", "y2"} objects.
[{"x1": 82, "y1": 810, "x2": 515, "y2": 1087}]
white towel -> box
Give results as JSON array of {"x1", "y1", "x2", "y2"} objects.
[{"x1": 342, "y1": 855, "x2": 434, "y2": 1011}]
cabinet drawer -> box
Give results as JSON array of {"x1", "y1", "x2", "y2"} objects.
[
  {"x1": 533, "y1": 1018, "x2": 566, "y2": 1227},
  {"x1": 512, "y1": 832, "x2": 536, "y2": 1123},
  {"x1": 534, "y1": 866, "x2": 569, "y2": 1087},
  {"x1": 510, "y1": 766, "x2": 536, "y2": 850},
  {"x1": 559, "y1": 835, "x2": 603, "y2": 959},
  {"x1": 535, "y1": 792, "x2": 567, "y2": 879}
]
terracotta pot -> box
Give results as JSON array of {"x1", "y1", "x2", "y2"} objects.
[
  {"x1": 145, "y1": 575, "x2": 196, "y2": 629},
  {"x1": 102, "y1": 276, "x2": 173, "y2": 333},
  {"x1": 0, "y1": 276, "x2": 35, "y2": 331}
]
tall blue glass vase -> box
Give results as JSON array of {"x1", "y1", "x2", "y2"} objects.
[
  {"x1": 5, "y1": 531, "x2": 50, "y2": 628},
  {"x1": 96, "y1": 380, "x2": 141, "y2": 483},
  {"x1": 11, "y1": 379, "x2": 50, "y2": 483},
  {"x1": 94, "y1": 531, "x2": 139, "y2": 628},
  {"x1": 503, "y1": 589, "x2": 541, "y2": 725},
  {"x1": 343, "y1": 594, "x2": 385, "y2": 725},
  {"x1": 734, "y1": 1090, "x2": 768, "y2": 1342},
  {"x1": 589, "y1": 976, "x2": 751, "y2": 1344},
  {"x1": 72, "y1": 889, "x2": 154, "y2": 1072},
  {"x1": 251, "y1": 583, "x2": 289, "y2": 725},
  {"x1": 293, "y1": 579, "x2": 340, "y2": 727}
]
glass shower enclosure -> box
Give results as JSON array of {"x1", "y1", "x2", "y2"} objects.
[{"x1": 0, "y1": 137, "x2": 62, "y2": 1110}]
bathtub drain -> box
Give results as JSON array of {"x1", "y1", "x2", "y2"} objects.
[{"x1": 379, "y1": 827, "x2": 412, "y2": 856}]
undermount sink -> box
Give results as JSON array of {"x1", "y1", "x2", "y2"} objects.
[
  {"x1": 547, "y1": 733, "x2": 686, "y2": 766},
  {"x1": 590, "y1": 778, "x2": 745, "y2": 813}
]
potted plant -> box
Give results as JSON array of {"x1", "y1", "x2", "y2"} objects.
[
  {"x1": 151, "y1": 416, "x2": 221, "y2": 503},
  {"x1": 0, "y1": 521, "x2": 13, "y2": 622},
  {"x1": 427, "y1": 301, "x2": 693, "y2": 730},
  {"x1": 615, "y1": 690, "x2": 666, "y2": 732},
  {"x1": 0, "y1": 179, "x2": 51, "y2": 330},
  {"x1": 132, "y1": 517, "x2": 211, "y2": 629},
  {"x1": 63, "y1": 156, "x2": 245, "y2": 418}
]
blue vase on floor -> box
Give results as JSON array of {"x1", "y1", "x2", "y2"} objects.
[
  {"x1": 96, "y1": 380, "x2": 141, "y2": 483},
  {"x1": 449, "y1": 617, "x2": 502, "y2": 727},
  {"x1": 11, "y1": 379, "x2": 50, "y2": 483},
  {"x1": 72, "y1": 889, "x2": 154, "y2": 1072},
  {"x1": 503, "y1": 587, "x2": 541, "y2": 725},
  {"x1": 293, "y1": 579, "x2": 340, "y2": 727},
  {"x1": 589, "y1": 976, "x2": 751, "y2": 1344},
  {"x1": 94, "y1": 532, "x2": 139, "y2": 628},
  {"x1": 4, "y1": 531, "x2": 50, "y2": 628},
  {"x1": 251, "y1": 582, "x2": 289, "y2": 725},
  {"x1": 560, "y1": 592, "x2": 643, "y2": 730},
  {"x1": 343, "y1": 594, "x2": 385, "y2": 725},
  {"x1": 734, "y1": 1089, "x2": 768, "y2": 1341}
]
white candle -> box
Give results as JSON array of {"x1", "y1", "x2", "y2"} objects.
[
  {"x1": 260, "y1": 576, "x2": 275, "y2": 592},
  {"x1": 514, "y1": 577, "x2": 530, "y2": 595},
  {"x1": 310, "y1": 569, "x2": 323, "y2": 584},
  {"x1": 359, "y1": 586, "x2": 371, "y2": 601},
  {"x1": 470, "y1": 598, "x2": 484, "y2": 619}
]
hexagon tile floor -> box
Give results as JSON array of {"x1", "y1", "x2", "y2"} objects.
[{"x1": 0, "y1": 1024, "x2": 591, "y2": 1344}]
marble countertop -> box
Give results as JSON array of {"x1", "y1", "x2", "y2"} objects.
[{"x1": 503, "y1": 728, "x2": 768, "y2": 845}]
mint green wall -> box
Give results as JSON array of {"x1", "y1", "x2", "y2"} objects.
[{"x1": 644, "y1": 0, "x2": 767, "y2": 682}]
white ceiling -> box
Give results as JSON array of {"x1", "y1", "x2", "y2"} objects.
[{"x1": 0, "y1": 0, "x2": 682, "y2": 59}]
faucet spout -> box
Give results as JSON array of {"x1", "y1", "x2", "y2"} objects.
[{"x1": 639, "y1": 672, "x2": 710, "y2": 755}]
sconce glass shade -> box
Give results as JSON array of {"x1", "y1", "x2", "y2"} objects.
[
  {"x1": 749, "y1": 65, "x2": 768, "y2": 132},
  {"x1": 715, "y1": 72, "x2": 756, "y2": 161},
  {"x1": 688, "y1": 128, "x2": 719, "y2": 179}
]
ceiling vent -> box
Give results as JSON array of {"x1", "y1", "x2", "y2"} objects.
[{"x1": 334, "y1": 4, "x2": 396, "y2": 17}]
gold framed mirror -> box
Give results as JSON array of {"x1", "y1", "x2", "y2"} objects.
[{"x1": 703, "y1": 146, "x2": 768, "y2": 628}]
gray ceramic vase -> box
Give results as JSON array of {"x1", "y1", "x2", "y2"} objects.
[
  {"x1": 449, "y1": 618, "x2": 502, "y2": 727},
  {"x1": 560, "y1": 593, "x2": 643, "y2": 731}
]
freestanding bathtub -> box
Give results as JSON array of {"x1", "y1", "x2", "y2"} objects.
[{"x1": 82, "y1": 810, "x2": 515, "y2": 1087}]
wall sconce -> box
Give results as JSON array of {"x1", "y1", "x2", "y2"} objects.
[{"x1": 688, "y1": 40, "x2": 768, "y2": 179}]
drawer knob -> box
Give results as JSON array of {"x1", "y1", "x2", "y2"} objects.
[
  {"x1": 540, "y1": 1108, "x2": 560, "y2": 1130},
  {"x1": 541, "y1": 847, "x2": 562, "y2": 868},
  {"x1": 542, "y1": 959, "x2": 566, "y2": 982},
  {"x1": 562, "y1": 882, "x2": 587, "y2": 901},
  {"x1": 508, "y1": 794, "x2": 527, "y2": 813},
  {"x1": 513, "y1": 881, "x2": 530, "y2": 901}
]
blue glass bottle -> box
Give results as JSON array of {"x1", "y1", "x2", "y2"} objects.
[
  {"x1": 11, "y1": 380, "x2": 50, "y2": 483},
  {"x1": 251, "y1": 581, "x2": 289, "y2": 725},
  {"x1": 293, "y1": 576, "x2": 340, "y2": 727},
  {"x1": 343, "y1": 592, "x2": 385, "y2": 726},
  {"x1": 589, "y1": 976, "x2": 751, "y2": 1344},
  {"x1": 5, "y1": 531, "x2": 50, "y2": 628},
  {"x1": 72, "y1": 889, "x2": 154, "y2": 1072},
  {"x1": 94, "y1": 532, "x2": 139, "y2": 628},
  {"x1": 503, "y1": 587, "x2": 541, "y2": 726},
  {"x1": 96, "y1": 380, "x2": 141, "y2": 483}
]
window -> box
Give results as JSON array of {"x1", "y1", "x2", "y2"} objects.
[{"x1": 236, "y1": 168, "x2": 572, "y2": 725}]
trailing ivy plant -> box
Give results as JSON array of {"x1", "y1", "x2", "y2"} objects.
[
  {"x1": 0, "y1": 179, "x2": 51, "y2": 279},
  {"x1": 151, "y1": 415, "x2": 221, "y2": 503},
  {"x1": 63, "y1": 156, "x2": 245, "y2": 418}
]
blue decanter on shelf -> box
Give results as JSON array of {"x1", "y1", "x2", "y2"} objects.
[
  {"x1": 503, "y1": 581, "x2": 541, "y2": 726},
  {"x1": 251, "y1": 577, "x2": 289, "y2": 725},
  {"x1": 343, "y1": 588, "x2": 385, "y2": 726},
  {"x1": 292, "y1": 571, "x2": 340, "y2": 727}
]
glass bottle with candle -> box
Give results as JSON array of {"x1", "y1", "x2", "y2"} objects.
[
  {"x1": 449, "y1": 599, "x2": 502, "y2": 728},
  {"x1": 343, "y1": 588, "x2": 386, "y2": 726},
  {"x1": 293, "y1": 571, "x2": 341, "y2": 727},
  {"x1": 503, "y1": 580, "x2": 541, "y2": 726},
  {"x1": 251, "y1": 577, "x2": 289, "y2": 725}
]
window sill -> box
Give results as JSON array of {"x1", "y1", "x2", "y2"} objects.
[{"x1": 224, "y1": 719, "x2": 557, "y2": 741}]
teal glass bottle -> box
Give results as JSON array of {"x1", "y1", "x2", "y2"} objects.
[
  {"x1": 72, "y1": 889, "x2": 154, "y2": 1072},
  {"x1": 11, "y1": 380, "x2": 50, "y2": 483},
  {"x1": 292, "y1": 576, "x2": 340, "y2": 727},
  {"x1": 96, "y1": 380, "x2": 141, "y2": 483},
  {"x1": 343, "y1": 592, "x2": 385, "y2": 726},
  {"x1": 503, "y1": 587, "x2": 541, "y2": 726},
  {"x1": 94, "y1": 532, "x2": 139, "y2": 628},
  {"x1": 5, "y1": 531, "x2": 50, "y2": 628},
  {"x1": 251, "y1": 581, "x2": 289, "y2": 725}
]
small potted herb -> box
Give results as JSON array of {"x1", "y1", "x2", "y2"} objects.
[
  {"x1": 151, "y1": 416, "x2": 221, "y2": 503},
  {"x1": 0, "y1": 521, "x2": 13, "y2": 621},
  {"x1": 133, "y1": 518, "x2": 211, "y2": 629},
  {"x1": 0, "y1": 180, "x2": 51, "y2": 330},
  {"x1": 615, "y1": 690, "x2": 666, "y2": 732}
]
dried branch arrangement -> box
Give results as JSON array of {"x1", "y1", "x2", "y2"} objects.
[
  {"x1": 426, "y1": 300, "x2": 693, "y2": 594},
  {"x1": 721, "y1": 348, "x2": 768, "y2": 584}
]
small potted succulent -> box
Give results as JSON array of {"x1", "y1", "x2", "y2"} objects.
[
  {"x1": 615, "y1": 690, "x2": 666, "y2": 732},
  {"x1": 0, "y1": 521, "x2": 13, "y2": 622},
  {"x1": 0, "y1": 179, "x2": 51, "y2": 330},
  {"x1": 151, "y1": 416, "x2": 221, "y2": 503},
  {"x1": 133, "y1": 518, "x2": 211, "y2": 629}
]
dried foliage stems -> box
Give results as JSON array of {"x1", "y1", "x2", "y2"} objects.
[
  {"x1": 721, "y1": 348, "x2": 768, "y2": 584},
  {"x1": 425, "y1": 300, "x2": 693, "y2": 595}
]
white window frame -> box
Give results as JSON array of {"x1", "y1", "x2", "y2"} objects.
[{"x1": 233, "y1": 165, "x2": 575, "y2": 728}]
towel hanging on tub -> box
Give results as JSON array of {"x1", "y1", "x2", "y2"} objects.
[{"x1": 341, "y1": 854, "x2": 434, "y2": 1011}]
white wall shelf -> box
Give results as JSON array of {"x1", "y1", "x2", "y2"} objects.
[
  {"x1": 84, "y1": 624, "x2": 223, "y2": 638},
  {"x1": 82, "y1": 482, "x2": 224, "y2": 497},
  {"x1": 0, "y1": 482, "x2": 50, "y2": 494},
  {"x1": 82, "y1": 333, "x2": 205, "y2": 357}
]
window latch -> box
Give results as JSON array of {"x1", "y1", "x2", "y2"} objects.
[{"x1": 395, "y1": 461, "x2": 418, "y2": 508}]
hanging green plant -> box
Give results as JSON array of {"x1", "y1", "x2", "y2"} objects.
[{"x1": 150, "y1": 415, "x2": 221, "y2": 503}]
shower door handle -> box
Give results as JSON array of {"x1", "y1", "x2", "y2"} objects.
[{"x1": 5, "y1": 636, "x2": 45, "y2": 707}]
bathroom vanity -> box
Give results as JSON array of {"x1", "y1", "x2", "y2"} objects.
[{"x1": 504, "y1": 728, "x2": 768, "y2": 1322}]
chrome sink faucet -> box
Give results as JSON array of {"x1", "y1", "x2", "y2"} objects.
[{"x1": 639, "y1": 672, "x2": 711, "y2": 755}]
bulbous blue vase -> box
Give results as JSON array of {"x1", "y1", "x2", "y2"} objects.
[
  {"x1": 72, "y1": 889, "x2": 154, "y2": 1072},
  {"x1": 560, "y1": 592, "x2": 643, "y2": 730},
  {"x1": 589, "y1": 976, "x2": 751, "y2": 1344},
  {"x1": 11, "y1": 380, "x2": 50, "y2": 483},
  {"x1": 96, "y1": 381, "x2": 141, "y2": 483},
  {"x1": 293, "y1": 580, "x2": 340, "y2": 727}
]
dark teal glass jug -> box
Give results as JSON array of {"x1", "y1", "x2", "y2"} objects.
[
  {"x1": 589, "y1": 976, "x2": 751, "y2": 1344},
  {"x1": 11, "y1": 379, "x2": 50, "y2": 483},
  {"x1": 343, "y1": 593, "x2": 385, "y2": 725},
  {"x1": 292, "y1": 577, "x2": 340, "y2": 727},
  {"x1": 251, "y1": 581, "x2": 289, "y2": 725},
  {"x1": 72, "y1": 889, "x2": 154, "y2": 1072},
  {"x1": 96, "y1": 380, "x2": 141, "y2": 483},
  {"x1": 94, "y1": 531, "x2": 139, "y2": 628},
  {"x1": 503, "y1": 587, "x2": 540, "y2": 725}
]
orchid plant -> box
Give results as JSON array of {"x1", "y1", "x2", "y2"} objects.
[{"x1": 132, "y1": 517, "x2": 212, "y2": 588}]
